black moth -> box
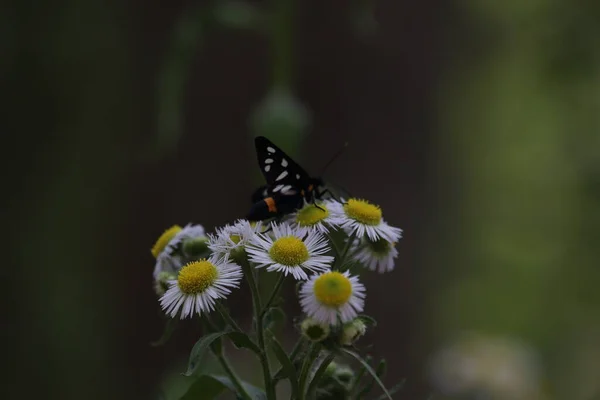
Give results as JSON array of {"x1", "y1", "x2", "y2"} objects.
[{"x1": 246, "y1": 136, "x2": 333, "y2": 221}]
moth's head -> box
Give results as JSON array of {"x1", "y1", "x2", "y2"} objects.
[{"x1": 311, "y1": 177, "x2": 325, "y2": 188}]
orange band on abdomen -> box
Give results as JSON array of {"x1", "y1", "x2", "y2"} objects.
[{"x1": 264, "y1": 197, "x2": 277, "y2": 213}]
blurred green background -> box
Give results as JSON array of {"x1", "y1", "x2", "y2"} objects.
[{"x1": 3, "y1": 0, "x2": 600, "y2": 399}]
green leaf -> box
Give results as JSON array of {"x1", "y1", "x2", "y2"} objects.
[
  {"x1": 151, "y1": 317, "x2": 179, "y2": 347},
  {"x1": 186, "y1": 331, "x2": 264, "y2": 376},
  {"x1": 306, "y1": 352, "x2": 336, "y2": 399},
  {"x1": 180, "y1": 375, "x2": 226, "y2": 400},
  {"x1": 263, "y1": 306, "x2": 286, "y2": 332},
  {"x1": 357, "y1": 314, "x2": 377, "y2": 328},
  {"x1": 227, "y1": 331, "x2": 262, "y2": 356},
  {"x1": 374, "y1": 379, "x2": 406, "y2": 400},
  {"x1": 358, "y1": 359, "x2": 387, "y2": 398},
  {"x1": 180, "y1": 374, "x2": 266, "y2": 400},
  {"x1": 341, "y1": 349, "x2": 393, "y2": 400},
  {"x1": 268, "y1": 335, "x2": 299, "y2": 397},
  {"x1": 184, "y1": 332, "x2": 230, "y2": 376}
]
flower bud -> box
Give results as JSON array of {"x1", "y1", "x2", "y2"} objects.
[
  {"x1": 301, "y1": 317, "x2": 330, "y2": 342},
  {"x1": 182, "y1": 236, "x2": 210, "y2": 258},
  {"x1": 340, "y1": 318, "x2": 367, "y2": 346},
  {"x1": 154, "y1": 271, "x2": 176, "y2": 296}
]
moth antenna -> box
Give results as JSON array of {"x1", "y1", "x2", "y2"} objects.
[{"x1": 319, "y1": 140, "x2": 349, "y2": 177}]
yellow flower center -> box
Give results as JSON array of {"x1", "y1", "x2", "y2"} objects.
[
  {"x1": 366, "y1": 238, "x2": 392, "y2": 255},
  {"x1": 313, "y1": 272, "x2": 352, "y2": 307},
  {"x1": 343, "y1": 199, "x2": 382, "y2": 226},
  {"x1": 296, "y1": 203, "x2": 329, "y2": 226},
  {"x1": 151, "y1": 225, "x2": 182, "y2": 258},
  {"x1": 177, "y1": 260, "x2": 218, "y2": 295},
  {"x1": 269, "y1": 236, "x2": 309, "y2": 266},
  {"x1": 230, "y1": 234, "x2": 241, "y2": 244}
]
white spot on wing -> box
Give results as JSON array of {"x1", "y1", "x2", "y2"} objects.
[
  {"x1": 273, "y1": 184, "x2": 284, "y2": 192},
  {"x1": 265, "y1": 158, "x2": 274, "y2": 164},
  {"x1": 296, "y1": 174, "x2": 301, "y2": 179},
  {"x1": 281, "y1": 185, "x2": 292, "y2": 193},
  {"x1": 265, "y1": 165, "x2": 271, "y2": 172},
  {"x1": 275, "y1": 171, "x2": 289, "y2": 181},
  {"x1": 267, "y1": 147, "x2": 276, "y2": 153},
  {"x1": 281, "y1": 158, "x2": 288, "y2": 167}
]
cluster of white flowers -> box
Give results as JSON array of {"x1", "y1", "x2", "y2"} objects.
[{"x1": 150, "y1": 198, "x2": 402, "y2": 328}]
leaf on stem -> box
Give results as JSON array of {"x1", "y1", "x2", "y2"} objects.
[
  {"x1": 185, "y1": 332, "x2": 230, "y2": 376},
  {"x1": 185, "y1": 331, "x2": 263, "y2": 376},
  {"x1": 374, "y1": 379, "x2": 406, "y2": 400},
  {"x1": 341, "y1": 349, "x2": 393, "y2": 400},
  {"x1": 227, "y1": 331, "x2": 262, "y2": 356},
  {"x1": 357, "y1": 314, "x2": 377, "y2": 328},
  {"x1": 263, "y1": 306, "x2": 286, "y2": 332},
  {"x1": 268, "y1": 335, "x2": 299, "y2": 397},
  {"x1": 180, "y1": 374, "x2": 266, "y2": 400}
]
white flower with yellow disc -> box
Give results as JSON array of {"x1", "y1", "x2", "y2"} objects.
[
  {"x1": 159, "y1": 255, "x2": 242, "y2": 319},
  {"x1": 246, "y1": 222, "x2": 333, "y2": 280},
  {"x1": 329, "y1": 198, "x2": 402, "y2": 242},
  {"x1": 299, "y1": 270, "x2": 365, "y2": 325},
  {"x1": 350, "y1": 236, "x2": 400, "y2": 273},
  {"x1": 208, "y1": 219, "x2": 264, "y2": 261},
  {"x1": 288, "y1": 200, "x2": 343, "y2": 234}
]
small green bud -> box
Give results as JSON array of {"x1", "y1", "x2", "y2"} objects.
[
  {"x1": 301, "y1": 317, "x2": 330, "y2": 342},
  {"x1": 230, "y1": 246, "x2": 248, "y2": 265},
  {"x1": 154, "y1": 271, "x2": 176, "y2": 296},
  {"x1": 324, "y1": 361, "x2": 338, "y2": 377},
  {"x1": 340, "y1": 318, "x2": 367, "y2": 346},
  {"x1": 182, "y1": 236, "x2": 210, "y2": 258},
  {"x1": 334, "y1": 365, "x2": 355, "y2": 389}
]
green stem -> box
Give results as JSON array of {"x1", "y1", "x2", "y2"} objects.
[
  {"x1": 298, "y1": 343, "x2": 321, "y2": 400},
  {"x1": 215, "y1": 301, "x2": 244, "y2": 333},
  {"x1": 306, "y1": 352, "x2": 336, "y2": 399},
  {"x1": 260, "y1": 273, "x2": 285, "y2": 316},
  {"x1": 215, "y1": 351, "x2": 252, "y2": 400},
  {"x1": 336, "y1": 232, "x2": 357, "y2": 270},
  {"x1": 328, "y1": 233, "x2": 343, "y2": 260},
  {"x1": 240, "y1": 255, "x2": 275, "y2": 400}
]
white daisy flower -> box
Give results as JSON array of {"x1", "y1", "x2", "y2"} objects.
[
  {"x1": 153, "y1": 251, "x2": 184, "y2": 279},
  {"x1": 350, "y1": 236, "x2": 400, "y2": 273},
  {"x1": 288, "y1": 200, "x2": 343, "y2": 234},
  {"x1": 151, "y1": 223, "x2": 208, "y2": 282},
  {"x1": 159, "y1": 255, "x2": 243, "y2": 319},
  {"x1": 208, "y1": 219, "x2": 263, "y2": 261},
  {"x1": 246, "y1": 222, "x2": 333, "y2": 280},
  {"x1": 329, "y1": 198, "x2": 402, "y2": 242},
  {"x1": 164, "y1": 223, "x2": 206, "y2": 254},
  {"x1": 151, "y1": 225, "x2": 183, "y2": 259},
  {"x1": 300, "y1": 270, "x2": 365, "y2": 325}
]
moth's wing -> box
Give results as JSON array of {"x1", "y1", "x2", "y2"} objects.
[{"x1": 254, "y1": 136, "x2": 312, "y2": 187}]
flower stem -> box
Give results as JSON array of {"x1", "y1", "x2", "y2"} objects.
[
  {"x1": 336, "y1": 232, "x2": 357, "y2": 270},
  {"x1": 215, "y1": 301, "x2": 244, "y2": 333},
  {"x1": 240, "y1": 254, "x2": 275, "y2": 400},
  {"x1": 215, "y1": 350, "x2": 253, "y2": 400},
  {"x1": 260, "y1": 272, "x2": 285, "y2": 316},
  {"x1": 298, "y1": 343, "x2": 321, "y2": 400}
]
